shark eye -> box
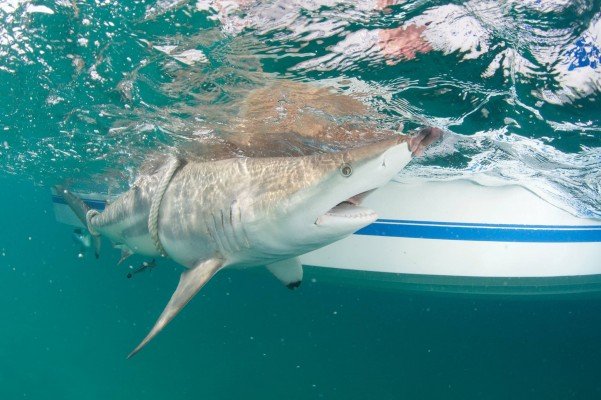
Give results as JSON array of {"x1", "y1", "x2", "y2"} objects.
[{"x1": 340, "y1": 163, "x2": 352, "y2": 177}]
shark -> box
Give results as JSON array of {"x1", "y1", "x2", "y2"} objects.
[{"x1": 57, "y1": 134, "x2": 432, "y2": 358}]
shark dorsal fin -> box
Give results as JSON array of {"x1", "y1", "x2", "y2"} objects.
[{"x1": 127, "y1": 258, "x2": 223, "y2": 358}]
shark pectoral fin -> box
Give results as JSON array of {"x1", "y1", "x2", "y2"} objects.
[
  {"x1": 266, "y1": 257, "x2": 303, "y2": 290},
  {"x1": 127, "y1": 258, "x2": 223, "y2": 359}
]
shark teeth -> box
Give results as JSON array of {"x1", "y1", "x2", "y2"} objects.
[
  {"x1": 324, "y1": 202, "x2": 377, "y2": 219},
  {"x1": 345, "y1": 189, "x2": 375, "y2": 206},
  {"x1": 315, "y1": 191, "x2": 378, "y2": 226}
]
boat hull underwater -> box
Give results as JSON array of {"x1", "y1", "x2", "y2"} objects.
[{"x1": 52, "y1": 179, "x2": 601, "y2": 294}]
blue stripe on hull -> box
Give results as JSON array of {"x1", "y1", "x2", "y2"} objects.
[
  {"x1": 52, "y1": 195, "x2": 601, "y2": 243},
  {"x1": 356, "y1": 220, "x2": 601, "y2": 243}
]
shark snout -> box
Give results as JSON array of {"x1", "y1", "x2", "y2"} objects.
[
  {"x1": 379, "y1": 138, "x2": 412, "y2": 173},
  {"x1": 347, "y1": 136, "x2": 407, "y2": 164},
  {"x1": 342, "y1": 137, "x2": 407, "y2": 178},
  {"x1": 346, "y1": 136, "x2": 412, "y2": 185}
]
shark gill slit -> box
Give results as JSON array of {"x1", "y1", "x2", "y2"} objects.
[
  {"x1": 227, "y1": 202, "x2": 240, "y2": 250},
  {"x1": 238, "y1": 206, "x2": 251, "y2": 249},
  {"x1": 218, "y1": 210, "x2": 234, "y2": 253},
  {"x1": 223, "y1": 207, "x2": 241, "y2": 252},
  {"x1": 211, "y1": 212, "x2": 229, "y2": 253},
  {"x1": 203, "y1": 213, "x2": 217, "y2": 246},
  {"x1": 220, "y1": 209, "x2": 238, "y2": 252},
  {"x1": 230, "y1": 201, "x2": 249, "y2": 250}
]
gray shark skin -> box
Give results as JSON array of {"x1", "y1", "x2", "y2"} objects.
[{"x1": 58, "y1": 136, "x2": 414, "y2": 358}]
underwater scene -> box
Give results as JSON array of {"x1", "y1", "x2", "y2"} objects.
[{"x1": 1, "y1": 0, "x2": 601, "y2": 398}]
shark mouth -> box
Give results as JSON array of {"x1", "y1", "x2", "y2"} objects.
[{"x1": 316, "y1": 190, "x2": 378, "y2": 225}]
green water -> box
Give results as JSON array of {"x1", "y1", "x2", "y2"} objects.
[{"x1": 1, "y1": 1, "x2": 601, "y2": 398}]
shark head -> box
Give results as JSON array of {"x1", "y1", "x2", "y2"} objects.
[{"x1": 248, "y1": 136, "x2": 412, "y2": 259}]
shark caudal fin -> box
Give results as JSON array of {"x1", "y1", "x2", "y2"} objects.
[
  {"x1": 54, "y1": 185, "x2": 102, "y2": 258},
  {"x1": 127, "y1": 258, "x2": 223, "y2": 359}
]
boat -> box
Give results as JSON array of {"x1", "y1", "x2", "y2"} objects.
[
  {"x1": 301, "y1": 179, "x2": 601, "y2": 294},
  {"x1": 51, "y1": 179, "x2": 601, "y2": 294}
]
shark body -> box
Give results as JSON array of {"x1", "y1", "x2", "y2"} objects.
[{"x1": 58, "y1": 136, "x2": 414, "y2": 357}]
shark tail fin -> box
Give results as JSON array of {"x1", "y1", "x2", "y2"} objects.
[
  {"x1": 54, "y1": 185, "x2": 102, "y2": 258},
  {"x1": 127, "y1": 258, "x2": 223, "y2": 359}
]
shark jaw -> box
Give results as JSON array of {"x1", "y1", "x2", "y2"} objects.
[{"x1": 315, "y1": 190, "x2": 377, "y2": 227}]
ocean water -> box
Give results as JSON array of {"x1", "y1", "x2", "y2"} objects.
[{"x1": 1, "y1": 1, "x2": 601, "y2": 399}]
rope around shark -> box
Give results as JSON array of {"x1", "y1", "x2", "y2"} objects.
[
  {"x1": 85, "y1": 155, "x2": 182, "y2": 258},
  {"x1": 147, "y1": 156, "x2": 182, "y2": 257}
]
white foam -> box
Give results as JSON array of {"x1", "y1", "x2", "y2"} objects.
[{"x1": 25, "y1": 4, "x2": 54, "y2": 14}]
